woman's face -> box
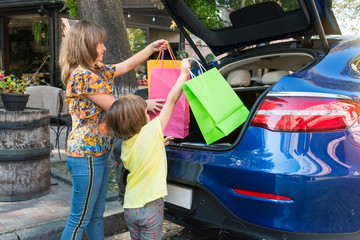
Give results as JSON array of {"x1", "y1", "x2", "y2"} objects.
[{"x1": 96, "y1": 42, "x2": 107, "y2": 63}]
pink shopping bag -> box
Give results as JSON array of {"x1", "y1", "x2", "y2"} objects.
[{"x1": 149, "y1": 56, "x2": 190, "y2": 138}]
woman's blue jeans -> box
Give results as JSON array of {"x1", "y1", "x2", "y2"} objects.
[{"x1": 61, "y1": 153, "x2": 109, "y2": 240}]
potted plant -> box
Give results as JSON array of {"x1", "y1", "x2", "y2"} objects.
[
  {"x1": 0, "y1": 71, "x2": 45, "y2": 111},
  {"x1": 176, "y1": 50, "x2": 189, "y2": 60},
  {"x1": 32, "y1": 22, "x2": 49, "y2": 46}
]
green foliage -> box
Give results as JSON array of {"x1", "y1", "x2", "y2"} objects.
[
  {"x1": 150, "y1": 0, "x2": 164, "y2": 9},
  {"x1": 0, "y1": 71, "x2": 47, "y2": 94},
  {"x1": 223, "y1": 0, "x2": 300, "y2": 12},
  {"x1": 62, "y1": 0, "x2": 78, "y2": 18},
  {"x1": 107, "y1": 164, "x2": 118, "y2": 194},
  {"x1": 332, "y1": 0, "x2": 360, "y2": 35},
  {"x1": 9, "y1": 28, "x2": 47, "y2": 77},
  {"x1": 205, "y1": 53, "x2": 215, "y2": 63},
  {"x1": 32, "y1": 22, "x2": 49, "y2": 46},
  {"x1": 177, "y1": 50, "x2": 189, "y2": 60},
  {"x1": 127, "y1": 28, "x2": 147, "y2": 53},
  {"x1": 184, "y1": 0, "x2": 225, "y2": 29},
  {"x1": 184, "y1": 0, "x2": 301, "y2": 30}
]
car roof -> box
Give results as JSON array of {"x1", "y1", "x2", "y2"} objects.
[{"x1": 162, "y1": 0, "x2": 341, "y2": 56}]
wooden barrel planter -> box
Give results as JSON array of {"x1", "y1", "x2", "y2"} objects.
[{"x1": 0, "y1": 108, "x2": 51, "y2": 201}]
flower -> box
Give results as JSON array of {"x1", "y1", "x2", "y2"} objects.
[{"x1": 0, "y1": 70, "x2": 46, "y2": 94}]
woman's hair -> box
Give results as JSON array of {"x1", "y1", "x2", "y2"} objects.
[
  {"x1": 59, "y1": 20, "x2": 107, "y2": 86},
  {"x1": 106, "y1": 95, "x2": 148, "y2": 139}
]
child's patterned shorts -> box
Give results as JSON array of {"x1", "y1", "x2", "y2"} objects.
[{"x1": 124, "y1": 198, "x2": 164, "y2": 240}]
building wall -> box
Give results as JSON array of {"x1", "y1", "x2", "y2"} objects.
[
  {"x1": 122, "y1": 0, "x2": 216, "y2": 62},
  {"x1": 149, "y1": 29, "x2": 179, "y2": 44}
]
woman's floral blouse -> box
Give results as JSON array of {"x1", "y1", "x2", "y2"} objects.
[{"x1": 65, "y1": 62, "x2": 115, "y2": 157}]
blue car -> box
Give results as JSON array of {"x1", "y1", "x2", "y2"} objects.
[{"x1": 116, "y1": 0, "x2": 360, "y2": 239}]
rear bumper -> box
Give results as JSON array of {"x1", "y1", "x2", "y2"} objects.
[{"x1": 165, "y1": 181, "x2": 360, "y2": 240}]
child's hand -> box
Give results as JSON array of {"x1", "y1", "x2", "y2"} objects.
[
  {"x1": 181, "y1": 59, "x2": 191, "y2": 75},
  {"x1": 164, "y1": 136, "x2": 174, "y2": 146},
  {"x1": 145, "y1": 99, "x2": 165, "y2": 115}
]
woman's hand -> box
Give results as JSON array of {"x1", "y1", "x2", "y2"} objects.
[
  {"x1": 164, "y1": 136, "x2": 174, "y2": 146},
  {"x1": 145, "y1": 99, "x2": 165, "y2": 115},
  {"x1": 150, "y1": 39, "x2": 168, "y2": 52},
  {"x1": 114, "y1": 39, "x2": 168, "y2": 78}
]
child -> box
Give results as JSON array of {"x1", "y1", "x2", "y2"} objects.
[{"x1": 106, "y1": 59, "x2": 190, "y2": 239}]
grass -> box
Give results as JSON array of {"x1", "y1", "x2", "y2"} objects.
[{"x1": 51, "y1": 161, "x2": 119, "y2": 194}]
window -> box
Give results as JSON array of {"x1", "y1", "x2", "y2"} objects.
[{"x1": 184, "y1": 0, "x2": 301, "y2": 30}]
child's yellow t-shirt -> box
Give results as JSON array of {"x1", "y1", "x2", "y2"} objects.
[{"x1": 121, "y1": 117, "x2": 167, "y2": 209}]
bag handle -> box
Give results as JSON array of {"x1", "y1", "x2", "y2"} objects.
[
  {"x1": 188, "y1": 58, "x2": 207, "y2": 78},
  {"x1": 155, "y1": 41, "x2": 180, "y2": 69},
  {"x1": 161, "y1": 42, "x2": 180, "y2": 70},
  {"x1": 155, "y1": 41, "x2": 177, "y2": 60}
]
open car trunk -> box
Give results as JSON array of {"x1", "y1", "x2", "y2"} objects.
[
  {"x1": 162, "y1": 0, "x2": 340, "y2": 57},
  {"x1": 160, "y1": 0, "x2": 339, "y2": 149},
  {"x1": 170, "y1": 45, "x2": 318, "y2": 149}
]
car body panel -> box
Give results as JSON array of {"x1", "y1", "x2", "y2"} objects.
[
  {"x1": 167, "y1": 124, "x2": 360, "y2": 233},
  {"x1": 273, "y1": 38, "x2": 360, "y2": 97},
  {"x1": 163, "y1": 37, "x2": 360, "y2": 238}
]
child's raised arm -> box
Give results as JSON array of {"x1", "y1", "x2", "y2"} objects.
[{"x1": 159, "y1": 59, "x2": 190, "y2": 132}]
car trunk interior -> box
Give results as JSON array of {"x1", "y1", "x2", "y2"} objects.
[{"x1": 171, "y1": 50, "x2": 316, "y2": 149}]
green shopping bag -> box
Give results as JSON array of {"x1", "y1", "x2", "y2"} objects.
[{"x1": 183, "y1": 67, "x2": 250, "y2": 145}]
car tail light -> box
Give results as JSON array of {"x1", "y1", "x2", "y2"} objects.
[
  {"x1": 250, "y1": 93, "x2": 360, "y2": 132},
  {"x1": 233, "y1": 188, "x2": 293, "y2": 201}
]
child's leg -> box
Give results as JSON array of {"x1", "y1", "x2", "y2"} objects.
[
  {"x1": 140, "y1": 198, "x2": 164, "y2": 240},
  {"x1": 124, "y1": 198, "x2": 164, "y2": 240},
  {"x1": 124, "y1": 208, "x2": 141, "y2": 240}
]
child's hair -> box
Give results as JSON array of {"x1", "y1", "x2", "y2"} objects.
[
  {"x1": 106, "y1": 95, "x2": 148, "y2": 139},
  {"x1": 59, "y1": 20, "x2": 107, "y2": 86}
]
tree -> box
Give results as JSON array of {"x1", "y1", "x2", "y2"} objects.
[
  {"x1": 75, "y1": 0, "x2": 137, "y2": 97},
  {"x1": 332, "y1": 0, "x2": 360, "y2": 35},
  {"x1": 127, "y1": 28, "x2": 147, "y2": 54},
  {"x1": 160, "y1": 0, "x2": 300, "y2": 30},
  {"x1": 188, "y1": 0, "x2": 301, "y2": 29},
  {"x1": 160, "y1": 0, "x2": 355, "y2": 35}
]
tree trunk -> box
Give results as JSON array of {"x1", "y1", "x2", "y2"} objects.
[{"x1": 77, "y1": 0, "x2": 137, "y2": 98}]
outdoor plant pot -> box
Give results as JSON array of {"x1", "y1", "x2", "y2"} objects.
[
  {"x1": 1, "y1": 93, "x2": 29, "y2": 111},
  {"x1": 0, "y1": 108, "x2": 51, "y2": 201}
]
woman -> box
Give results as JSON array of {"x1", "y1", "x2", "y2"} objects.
[{"x1": 59, "y1": 19, "x2": 167, "y2": 240}]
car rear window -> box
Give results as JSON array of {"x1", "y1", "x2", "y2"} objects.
[{"x1": 184, "y1": 0, "x2": 302, "y2": 30}]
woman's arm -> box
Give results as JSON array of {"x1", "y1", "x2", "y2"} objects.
[
  {"x1": 83, "y1": 93, "x2": 116, "y2": 111},
  {"x1": 84, "y1": 93, "x2": 165, "y2": 113},
  {"x1": 158, "y1": 59, "x2": 190, "y2": 132},
  {"x1": 114, "y1": 40, "x2": 167, "y2": 78}
]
